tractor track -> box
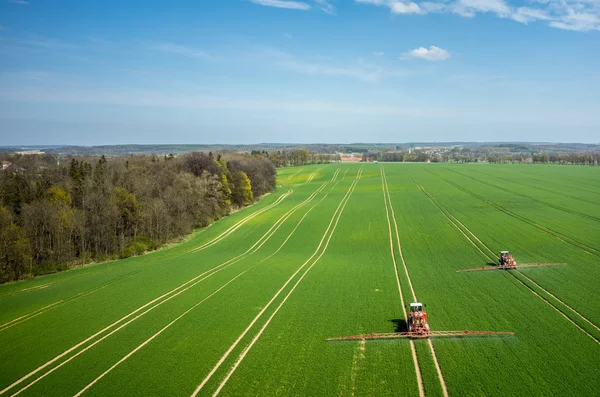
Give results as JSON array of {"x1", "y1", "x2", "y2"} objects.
[
  {"x1": 382, "y1": 167, "x2": 447, "y2": 397},
  {"x1": 474, "y1": 170, "x2": 600, "y2": 208},
  {"x1": 411, "y1": 176, "x2": 600, "y2": 345},
  {"x1": 0, "y1": 190, "x2": 295, "y2": 334},
  {"x1": 304, "y1": 168, "x2": 321, "y2": 184},
  {"x1": 444, "y1": 167, "x2": 600, "y2": 223},
  {"x1": 1, "y1": 176, "x2": 338, "y2": 396},
  {"x1": 188, "y1": 190, "x2": 293, "y2": 253},
  {"x1": 72, "y1": 269, "x2": 248, "y2": 397},
  {"x1": 283, "y1": 168, "x2": 304, "y2": 183},
  {"x1": 517, "y1": 170, "x2": 600, "y2": 196},
  {"x1": 380, "y1": 167, "x2": 424, "y2": 397},
  {"x1": 424, "y1": 168, "x2": 600, "y2": 257},
  {"x1": 192, "y1": 168, "x2": 362, "y2": 397},
  {"x1": 0, "y1": 283, "x2": 53, "y2": 299},
  {"x1": 72, "y1": 172, "x2": 341, "y2": 397}
]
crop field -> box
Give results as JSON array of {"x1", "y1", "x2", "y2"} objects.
[{"x1": 1, "y1": 163, "x2": 599, "y2": 396}]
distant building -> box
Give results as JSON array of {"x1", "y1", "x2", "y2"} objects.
[
  {"x1": 340, "y1": 156, "x2": 362, "y2": 162},
  {"x1": 16, "y1": 150, "x2": 44, "y2": 155},
  {"x1": 1, "y1": 161, "x2": 11, "y2": 170}
]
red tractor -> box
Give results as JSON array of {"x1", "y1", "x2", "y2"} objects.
[
  {"x1": 408, "y1": 302, "x2": 430, "y2": 337},
  {"x1": 499, "y1": 251, "x2": 517, "y2": 269}
]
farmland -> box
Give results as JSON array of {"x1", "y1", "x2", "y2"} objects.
[{"x1": 0, "y1": 163, "x2": 599, "y2": 396}]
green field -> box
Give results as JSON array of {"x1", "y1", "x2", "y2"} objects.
[{"x1": 1, "y1": 163, "x2": 599, "y2": 396}]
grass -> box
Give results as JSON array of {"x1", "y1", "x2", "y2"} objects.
[{"x1": 0, "y1": 163, "x2": 598, "y2": 396}]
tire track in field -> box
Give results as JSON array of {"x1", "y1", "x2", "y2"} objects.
[
  {"x1": 518, "y1": 170, "x2": 600, "y2": 196},
  {"x1": 304, "y1": 168, "x2": 321, "y2": 184},
  {"x1": 188, "y1": 190, "x2": 293, "y2": 253},
  {"x1": 2, "y1": 283, "x2": 53, "y2": 298},
  {"x1": 6, "y1": 179, "x2": 334, "y2": 396},
  {"x1": 381, "y1": 167, "x2": 447, "y2": 397},
  {"x1": 476, "y1": 171, "x2": 600, "y2": 208},
  {"x1": 283, "y1": 168, "x2": 304, "y2": 183},
  {"x1": 445, "y1": 168, "x2": 600, "y2": 223},
  {"x1": 0, "y1": 284, "x2": 110, "y2": 333},
  {"x1": 424, "y1": 168, "x2": 600, "y2": 257},
  {"x1": 1, "y1": 181, "x2": 333, "y2": 396},
  {"x1": 208, "y1": 168, "x2": 361, "y2": 397},
  {"x1": 380, "y1": 167, "x2": 424, "y2": 397},
  {"x1": 0, "y1": 191, "x2": 294, "y2": 333},
  {"x1": 73, "y1": 269, "x2": 248, "y2": 397},
  {"x1": 70, "y1": 171, "x2": 342, "y2": 396},
  {"x1": 192, "y1": 168, "x2": 362, "y2": 397},
  {"x1": 411, "y1": 177, "x2": 600, "y2": 345}
]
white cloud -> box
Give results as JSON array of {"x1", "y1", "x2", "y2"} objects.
[
  {"x1": 391, "y1": 2, "x2": 425, "y2": 14},
  {"x1": 372, "y1": 51, "x2": 385, "y2": 56},
  {"x1": 402, "y1": 45, "x2": 451, "y2": 61},
  {"x1": 151, "y1": 43, "x2": 211, "y2": 60},
  {"x1": 511, "y1": 7, "x2": 552, "y2": 23},
  {"x1": 9, "y1": 0, "x2": 29, "y2": 4},
  {"x1": 548, "y1": 9, "x2": 600, "y2": 31},
  {"x1": 314, "y1": 0, "x2": 336, "y2": 14},
  {"x1": 249, "y1": 0, "x2": 312, "y2": 10},
  {"x1": 356, "y1": 0, "x2": 426, "y2": 14},
  {"x1": 355, "y1": 0, "x2": 388, "y2": 5},
  {"x1": 355, "y1": 0, "x2": 600, "y2": 31},
  {"x1": 459, "y1": 0, "x2": 511, "y2": 16}
]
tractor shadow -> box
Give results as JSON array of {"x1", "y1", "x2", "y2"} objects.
[{"x1": 390, "y1": 319, "x2": 407, "y2": 333}]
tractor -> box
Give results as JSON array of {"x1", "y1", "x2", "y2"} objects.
[
  {"x1": 498, "y1": 251, "x2": 517, "y2": 269},
  {"x1": 326, "y1": 301, "x2": 513, "y2": 341},
  {"x1": 407, "y1": 302, "x2": 430, "y2": 337}
]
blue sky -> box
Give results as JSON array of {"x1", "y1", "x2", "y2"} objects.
[{"x1": 0, "y1": 0, "x2": 599, "y2": 145}]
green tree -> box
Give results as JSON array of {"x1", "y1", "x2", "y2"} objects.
[
  {"x1": 0, "y1": 206, "x2": 32, "y2": 282},
  {"x1": 112, "y1": 187, "x2": 141, "y2": 250},
  {"x1": 230, "y1": 171, "x2": 253, "y2": 207},
  {"x1": 220, "y1": 173, "x2": 232, "y2": 208}
]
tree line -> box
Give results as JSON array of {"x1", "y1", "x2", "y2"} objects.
[
  {"x1": 250, "y1": 150, "x2": 340, "y2": 167},
  {"x1": 362, "y1": 150, "x2": 600, "y2": 165},
  {"x1": 0, "y1": 152, "x2": 275, "y2": 283}
]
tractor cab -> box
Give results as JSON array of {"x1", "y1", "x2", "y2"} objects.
[
  {"x1": 407, "y1": 302, "x2": 430, "y2": 336},
  {"x1": 499, "y1": 251, "x2": 517, "y2": 268}
]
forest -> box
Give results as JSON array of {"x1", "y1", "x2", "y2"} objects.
[
  {"x1": 362, "y1": 148, "x2": 600, "y2": 165},
  {"x1": 0, "y1": 152, "x2": 276, "y2": 283}
]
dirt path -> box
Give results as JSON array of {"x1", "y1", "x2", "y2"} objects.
[
  {"x1": 380, "y1": 167, "x2": 425, "y2": 397},
  {"x1": 191, "y1": 168, "x2": 362, "y2": 397},
  {"x1": 412, "y1": 177, "x2": 600, "y2": 345}
]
